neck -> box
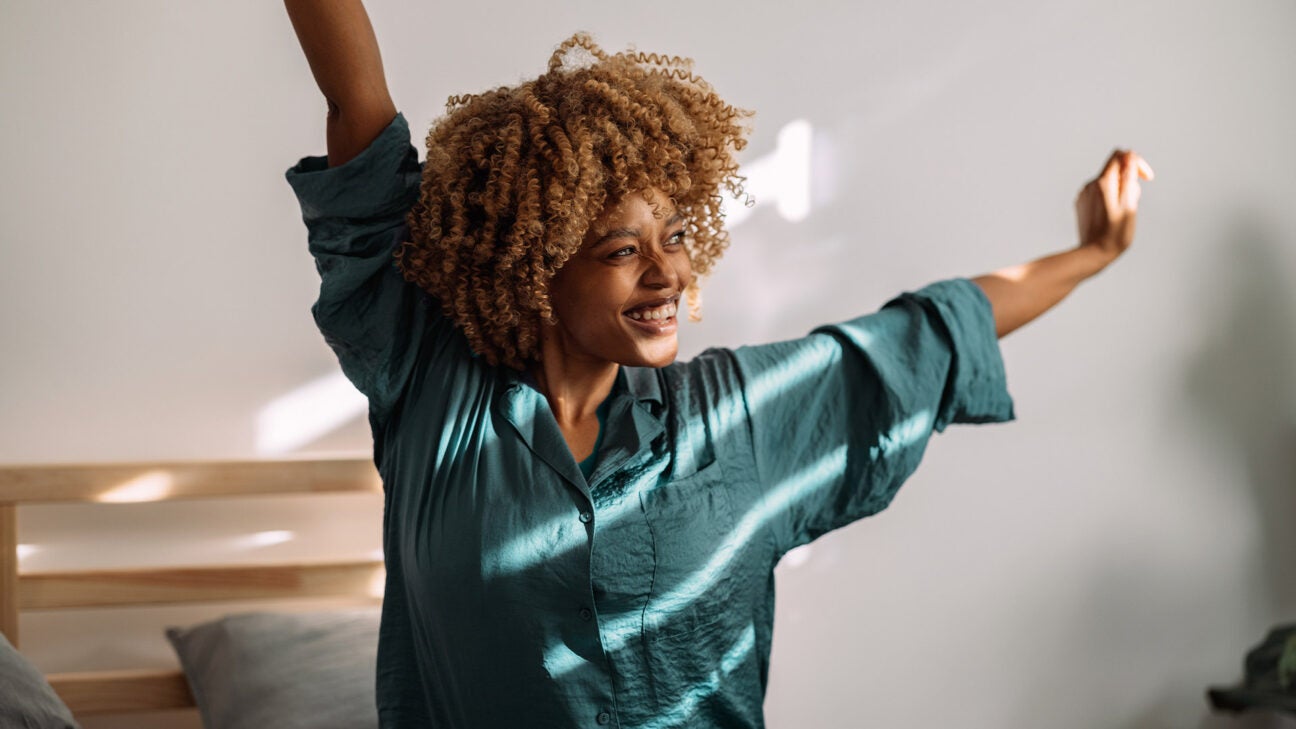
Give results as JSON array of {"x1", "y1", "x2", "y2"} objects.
[{"x1": 530, "y1": 340, "x2": 618, "y2": 427}]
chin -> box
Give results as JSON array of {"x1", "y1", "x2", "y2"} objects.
[{"x1": 625, "y1": 341, "x2": 679, "y2": 369}]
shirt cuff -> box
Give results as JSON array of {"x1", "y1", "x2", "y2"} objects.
[
  {"x1": 892, "y1": 277, "x2": 1017, "y2": 432},
  {"x1": 284, "y1": 111, "x2": 422, "y2": 224}
]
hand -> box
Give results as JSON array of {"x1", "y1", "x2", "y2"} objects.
[{"x1": 1074, "y1": 149, "x2": 1154, "y2": 263}]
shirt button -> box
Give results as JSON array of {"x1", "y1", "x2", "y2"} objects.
[
  {"x1": 579, "y1": 607, "x2": 593, "y2": 621},
  {"x1": 596, "y1": 711, "x2": 611, "y2": 725},
  {"x1": 578, "y1": 510, "x2": 593, "y2": 523}
]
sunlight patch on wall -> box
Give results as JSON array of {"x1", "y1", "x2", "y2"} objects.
[
  {"x1": 256, "y1": 372, "x2": 368, "y2": 455},
  {"x1": 780, "y1": 543, "x2": 814, "y2": 569},
  {"x1": 722, "y1": 119, "x2": 813, "y2": 227}
]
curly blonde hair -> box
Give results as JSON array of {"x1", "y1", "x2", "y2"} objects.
[{"x1": 396, "y1": 32, "x2": 753, "y2": 370}]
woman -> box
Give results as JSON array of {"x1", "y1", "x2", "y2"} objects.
[{"x1": 285, "y1": 2, "x2": 1153, "y2": 727}]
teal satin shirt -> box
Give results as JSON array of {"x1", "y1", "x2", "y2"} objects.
[{"x1": 286, "y1": 112, "x2": 1016, "y2": 729}]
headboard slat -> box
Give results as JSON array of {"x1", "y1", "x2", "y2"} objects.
[
  {"x1": 0, "y1": 455, "x2": 379, "y2": 504},
  {"x1": 48, "y1": 668, "x2": 195, "y2": 714},
  {"x1": 21, "y1": 560, "x2": 385, "y2": 609},
  {"x1": 2, "y1": 456, "x2": 386, "y2": 718}
]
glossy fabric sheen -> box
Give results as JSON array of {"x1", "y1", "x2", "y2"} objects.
[{"x1": 285, "y1": 112, "x2": 1017, "y2": 729}]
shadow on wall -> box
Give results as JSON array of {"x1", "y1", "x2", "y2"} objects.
[
  {"x1": 1182, "y1": 212, "x2": 1296, "y2": 619},
  {"x1": 1181, "y1": 211, "x2": 1296, "y2": 726},
  {"x1": 1180, "y1": 212, "x2": 1296, "y2": 729},
  {"x1": 994, "y1": 210, "x2": 1296, "y2": 729}
]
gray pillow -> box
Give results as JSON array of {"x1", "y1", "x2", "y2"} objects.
[
  {"x1": 0, "y1": 631, "x2": 81, "y2": 729},
  {"x1": 165, "y1": 608, "x2": 380, "y2": 729}
]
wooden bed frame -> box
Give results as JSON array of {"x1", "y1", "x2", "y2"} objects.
[{"x1": 0, "y1": 455, "x2": 383, "y2": 717}]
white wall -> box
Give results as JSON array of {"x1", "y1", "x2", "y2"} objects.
[{"x1": 4, "y1": 1, "x2": 1295, "y2": 727}]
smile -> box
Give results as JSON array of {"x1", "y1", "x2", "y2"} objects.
[
  {"x1": 623, "y1": 298, "x2": 679, "y2": 335},
  {"x1": 625, "y1": 301, "x2": 677, "y2": 321}
]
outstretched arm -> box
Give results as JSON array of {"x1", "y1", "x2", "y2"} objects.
[
  {"x1": 972, "y1": 149, "x2": 1155, "y2": 338},
  {"x1": 285, "y1": 0, "x2": 398, "y2": 168}
]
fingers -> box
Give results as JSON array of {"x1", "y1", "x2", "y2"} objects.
[
  {"x1": 1097, "y1": 148, "x2": 1155, "y2": 206},
  {"x1": 1121, "y1": 152, "x2": 1139, "y2": 193},
  {"x1": 1099, "y1": 149, "x2": 1155, "y2": 180},
  {"x1": 1101, "y1": 149, "x2": 1126, "y2": 177},
  {"x1": 1136, "y1": 156, "x2": 1155, "y2": 181},
  {"x1": 1099, "y1": 150, "x2": 1125, "y2": 192},
  {"x1": 1122, "y1": 162, "x2": 1142, "y2": 208}
]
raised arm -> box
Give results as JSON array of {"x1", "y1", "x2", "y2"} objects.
[
  {"x1": 285, "y1": 0, "x2": 399, "y2": 168},
  {"x1": 972, "y1": 149, "x2": 1155, "y2": 338}
]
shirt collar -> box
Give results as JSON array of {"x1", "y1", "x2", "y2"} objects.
[
  {"x1": 620, "y1": 365, "x2": 664, "y2": 408},
  {"x1": 515, "y1": 364, "x2": 663, "y2": 408},
  {"x1": 500, "y1": 364, "x2": 666, "y2": 491}
]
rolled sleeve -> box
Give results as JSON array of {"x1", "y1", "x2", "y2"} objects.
[
  {"x1": 731, "y1": 277, "x2": 1015, "y2": 555},
  {"x1": 825, "y1": 277, "x2": 1016, "y2": 433},
  {"x1": 286, "y1": 112, "x2": 423, "y2": 230},
  {"x1": 285, "y1": 112, "x2": 443, "y2": 423}
]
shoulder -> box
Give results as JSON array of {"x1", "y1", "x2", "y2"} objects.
[{"x1": 648, "y1": 348, "x2": 748, "y2": 424}]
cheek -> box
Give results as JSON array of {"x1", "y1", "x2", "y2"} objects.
[
  {"x1": 678, "y1": 255, "x2": 695, "y2": 287},
  {"x1": 552, "y1": 271, "x2": 625, "y2": 330}
]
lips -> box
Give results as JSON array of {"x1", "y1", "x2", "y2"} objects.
[
  {"x1": 622, "y1": 294, "x2": 679, "y2": 335},
  {"x1": 623, "y1": 294, "x2": 680, "y2": 314},
  {"x1": 624, "y1": 313, "x2": 678, "y2": 336}
]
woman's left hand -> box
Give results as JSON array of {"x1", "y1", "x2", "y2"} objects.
[{"x1": 1074, "y1": 148, "x2": 1155, "y2": 264}]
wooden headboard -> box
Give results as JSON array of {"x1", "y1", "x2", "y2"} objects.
[{"x1": 0, "y1": 455, "x2": 383, "y2": 716}]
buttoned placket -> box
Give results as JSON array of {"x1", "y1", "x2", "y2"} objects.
[{"x1": 498, "y1": 367, "x2": 666, "y2": 729}]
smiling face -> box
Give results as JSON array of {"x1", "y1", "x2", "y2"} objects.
[{"x1": 543, "y1": 188, "x2": 694, "y2": 369}]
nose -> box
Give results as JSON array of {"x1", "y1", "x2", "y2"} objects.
[{"x1": 639, "y1": 247, "x2": 682, "y2": 290}]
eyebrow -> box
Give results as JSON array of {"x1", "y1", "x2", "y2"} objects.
[{"x1": 592, "y1": 213, "x2": 687, "y2": 248}]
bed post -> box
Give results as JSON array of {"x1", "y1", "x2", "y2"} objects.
[{"x1": 0, "y1": 503, "x2": 18, "y2": 647}]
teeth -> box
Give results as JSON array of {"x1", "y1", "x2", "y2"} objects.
[{"x1": 627, "y1": 302, "x2": 677, "y2": 321}]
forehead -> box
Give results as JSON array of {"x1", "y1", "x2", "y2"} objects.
[{"x1": 590, "y1": 188, "x2": 677, "y2": 230}]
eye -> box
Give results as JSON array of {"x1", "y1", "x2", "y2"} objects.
[
  {"x1": 609, "y1": 246, "x2": 637, "y2": 258},
  {"x1": 665, "y1": 231, "x2": 686, "y2": 247}
]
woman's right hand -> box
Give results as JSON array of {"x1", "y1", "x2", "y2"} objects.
[{"x1": 1074, "y1": 148, "x2": 1155, "y2": 264}]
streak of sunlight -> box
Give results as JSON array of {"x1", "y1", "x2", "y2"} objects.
[
  {"x1": 368, "y1": 567, "x2": 387, "y2": 598},
  {"x1": 95, "y1": 469, "x2": 174, "y2": 503},
  {"x1": 543, "y1": 406, "x2": 932, "y2": 679},
  {"x1": 256, "y1": 371, "x2": 368, "y2": 455},
  {"x1": 640, "y1": 624, "x2": 757, "y2": 729},
  {"x1": 486, "y1": 344, "x2": 852, "y2": 580},
  {"x1": 545, "y1": 446, "x2": 849, "y2": 677},
  {"x1": 230, "y1": 530, "x2": 295, "y2": 549},
  {"x1": 483, "y1": 469, "x2": 652, "y2": 579},
  {"x1": 742, "y1": 333, "x2": 862, "y2": 409}
]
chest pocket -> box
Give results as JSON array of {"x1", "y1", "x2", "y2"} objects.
[{"x1": 639, "y1": 459, "x2": 744, "y2": 642}]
